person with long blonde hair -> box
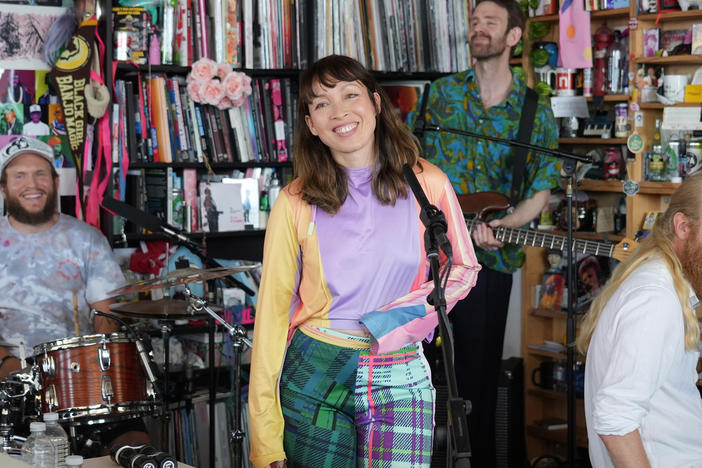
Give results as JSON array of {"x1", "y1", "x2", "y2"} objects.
[{"x1": 577, "y1": 172, "x2": 702, "y2": 467}]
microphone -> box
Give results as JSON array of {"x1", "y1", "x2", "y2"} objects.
[
  {"x1": 413, "y1": 83, "x2": 431, "y2": 140},
  {"x1": 402, "y1": 164, "x2": 452, "y2": 258},
  {"x1": 134, "y1": 332, "x2": 159, "y2": 386},
  {"x1": 102, "y1": 197, "x2": 194, "y2": 246},
  {"x1": 111, "y1": 444, "x2": 158, "y2": 468}
]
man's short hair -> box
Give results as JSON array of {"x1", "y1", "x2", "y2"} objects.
[{"x1": 475, "y1": 0, "x2": 526, "y2": 35}]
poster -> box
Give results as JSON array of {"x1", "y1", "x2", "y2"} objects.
[{"x1": 0, "y1": 5, "x2": 67, "y2": 70}]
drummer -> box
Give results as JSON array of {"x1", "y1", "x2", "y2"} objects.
[{"x1": 0, "y1": 136, "x2": 149, "y2": 454}]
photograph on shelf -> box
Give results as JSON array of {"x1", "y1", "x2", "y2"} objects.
[
  {"x1": 222, "y1": 177, "x2": 260, "y2": 229},
  {"x1": 538, "y1": 249, "x2": 565, "y2": 311},
  {"x1": 198, "y1": 180, "x2": 244, "y2": 232},
  {"x1": 575, "y1": 255, "x2": 611, "y2": 309},
  {"x1": 112, "y1": 6, "x2": 151, "y2": 65},
  {"x1": 381, "y1": 80, "x2": 430, "y2": 122},
  {"x1": 0, "y1": 5, "x2": 67, "y2": 69}
]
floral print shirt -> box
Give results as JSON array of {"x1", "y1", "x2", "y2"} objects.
[{"x1": 407, "y1": 67, "x2": 560, "y2": 273}]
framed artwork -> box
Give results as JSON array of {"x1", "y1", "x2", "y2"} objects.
[
  {"x1": 381, "y1": 80, "x2": 430, "y2": 122},
  {"x1": 0, "y1": 5, "x2": 67, "y2": 70}
]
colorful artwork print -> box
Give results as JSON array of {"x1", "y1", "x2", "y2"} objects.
[{"x1": 0, "y1": 5, "x2": 67, "y2": 70}]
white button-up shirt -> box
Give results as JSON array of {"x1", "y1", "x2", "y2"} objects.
[{"x1": 585, "y1": 258, "x2": 702, "y2": 468}]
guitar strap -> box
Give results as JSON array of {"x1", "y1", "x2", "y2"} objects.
[{"x1": 509, "y1": 87, "x2": 538, "y2": 207}]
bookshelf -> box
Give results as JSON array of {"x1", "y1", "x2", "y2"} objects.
[
  {"x1": 101, "y1": 0, "x2": 467, "y2": 256},
  {"x1": 97, "y1": 5, "x2": 473, "y2": 467}
]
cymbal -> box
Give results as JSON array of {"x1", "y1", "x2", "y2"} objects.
[
  {"x1": 108, "y1": 264, "x2": 259, "y2": 296},
  {"x1": 109, "y1": 298, "x2": 219, "y2": 320}
]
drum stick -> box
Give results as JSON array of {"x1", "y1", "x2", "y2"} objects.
[{"x1": 73, "y1": 294, "x2": 80, "y2": 336}]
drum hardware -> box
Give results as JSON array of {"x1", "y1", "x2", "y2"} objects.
[
  {"x1": 0, "y1": 366, "x2": 40, "y2": 454},
  {"x1": 182, "y1": 287, "x2": 251, "y2": 468},
  {"x1": 98, "y1": 342, "x2": 111, "y2": 371},
  {"x1": 101, "y1": 376, "x2": 114, "y2": 404}
]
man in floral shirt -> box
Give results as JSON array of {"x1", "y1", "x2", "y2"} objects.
[{"x1": 408, "y1": 0, "x2": 559, "y2": 465}]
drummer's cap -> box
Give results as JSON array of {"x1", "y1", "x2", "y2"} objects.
[{"x1": 0, "y1": 136, "x2": 54, "y2": 178}]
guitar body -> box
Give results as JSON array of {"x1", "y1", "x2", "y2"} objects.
[
  {"x1": 456, "y1": 192, "x2": 510, "y2": 221},
  {"x1": 456, "y1": 192, "x2": 638, "y2": 262}
]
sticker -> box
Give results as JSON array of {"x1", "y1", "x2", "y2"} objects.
[
  {"x1": 623, "y1": 179, "x2": 640, "y2": 196},
  {"x1": 634, "y1": 111, "x2": 644, "y2": 127},
  {"x1": 627, "y1": 132, "x2": 644, "y2": 153}
]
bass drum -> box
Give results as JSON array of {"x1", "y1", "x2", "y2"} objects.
[{"x1": 33, "y1": 333, "x2": 157, "y2": 425}]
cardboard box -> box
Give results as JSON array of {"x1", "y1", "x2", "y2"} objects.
[{"x1": 684, "y1": 84, "x2": 702, "y2": 103}]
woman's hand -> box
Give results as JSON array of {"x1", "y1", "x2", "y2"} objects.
[{"x1": 266, "y1": 460, "x2": 286, "y2": 468}]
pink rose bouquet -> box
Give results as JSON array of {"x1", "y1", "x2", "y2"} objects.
[{"x1": 186, "y1": 58, "x2": 252, "y2": 110}]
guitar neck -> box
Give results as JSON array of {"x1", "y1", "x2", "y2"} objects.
[{"x1": 465, "y1": 219, "x2": 616, "y2": 258}]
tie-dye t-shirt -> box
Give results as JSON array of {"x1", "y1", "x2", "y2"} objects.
[
  {"x1": 407, "y1": 67, "x2": 560, "y2": 273},
  {"x1": 0, "y1": 214, "x2": 125, "y2": 351}
]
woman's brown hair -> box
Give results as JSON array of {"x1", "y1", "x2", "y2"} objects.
[{"x1": 293, "y1": 54, "x2": 420, "y2": 214}]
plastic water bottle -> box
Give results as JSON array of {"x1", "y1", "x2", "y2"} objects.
[
  {"x1": 65, "y1": 455, "x2": 83, "y2": 468},
  {"x1": 43, "y1": 413, "x2": 69, "y2": 468},
  {"x1": 21, "y1": 422, "x2": 56, "y2": 468}
]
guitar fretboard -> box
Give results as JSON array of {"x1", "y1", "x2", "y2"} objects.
[{"x1": 465, "y1": 219, "x2": 615, "y2": 257}]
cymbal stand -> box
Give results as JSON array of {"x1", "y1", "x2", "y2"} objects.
[{"x1": 184, "y1": 287, "x2": 252, "y2": 468}]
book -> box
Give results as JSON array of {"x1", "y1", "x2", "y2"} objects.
[
  {"x1": 693, "y1": 24, "x2": 702, "y2": 55},
  {"x1": 183, "y1": 168, "x2": 199, "y2": 231},
  {"x1": 174, "y1": 0, "x2": 190, "y2": 66},
  {"x1": 642, "y1": 28, "x2": 659, "y2": 58},
  {"x1": 199, "y1": 181, "x2": 244, "y2": 232},
  {"x1": 223, "y1": 177, "x2": 259, "y2": 228},
  {"x1": 534, "y1": 417, "x2": 567, "y2": 431},
  {"x1": 145, "y1": 168, "x2": 169, "y2": 222},
  {"x1": 112, "y1": 7, "x2": 149, "y2": 65}
]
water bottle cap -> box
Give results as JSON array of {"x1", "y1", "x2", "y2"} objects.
[
  {"x1": 43, "y1": 412, "x2": 59, "y2": 422},
  {"x1": 66, "y1": 455, "x2": 84, "y2": 466},
  {"x1": 29, "y1": 422, "x2": 46, "y2": 432}
]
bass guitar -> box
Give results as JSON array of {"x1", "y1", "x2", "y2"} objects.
[{"x1": 456, "y1": 192, "x2": 637, "y2": 262}]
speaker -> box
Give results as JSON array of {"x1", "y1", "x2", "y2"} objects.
[{"x1": 495, "y1": 357, "x2": 527, "y2": 468}]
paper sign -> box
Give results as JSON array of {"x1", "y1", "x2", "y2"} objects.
[{"x1": 550, "y1": 96, "x2": 590, "y2": 118}]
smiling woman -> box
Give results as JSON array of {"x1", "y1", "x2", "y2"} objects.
[{"x1": 248, "y1": 55, "x2": 481, "y2": 468}]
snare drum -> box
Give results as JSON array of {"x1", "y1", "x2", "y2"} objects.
[{"x1": 33, "y1": 333, "x2": 156, "y2": 424}]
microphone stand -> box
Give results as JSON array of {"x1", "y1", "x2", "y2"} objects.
[
  {"x1": 422, "y1": 124, "x2": 590, "y2": 468},
  {"x1": 403, "y1": 165, "x2": 470, "y2": 468}
]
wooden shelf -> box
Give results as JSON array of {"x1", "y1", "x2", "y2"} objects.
[
  {"x1": 575, "y1": 178, "x2": 623, "y2": 192},
  {"x1": 526, "y1": 424, "x2": 589, "y2": 447},
  {"x1": 123, "y1": 230, "x2": 266, "y2": 241},
  {"x1": 639, "y1": 102, "x2": 702, "y2": 109},
  {"x1": 528, "y1": 388, "x2": 584, "y2": 401},
  {"x1": 634, "y1": 55, "x2": 702, "y2": 65},
  {"x1": 527, "y1": 348, "x2": 568, "y2": 359},
  {"x1": 638, "y1": 10, "x2": 702, "y2": 22},
  {"x1": 637, "y1": 181, "x2": 680, "y2": 195},
  {"x1": 531, "y1": 308, "x2": 568, "y2": 319},
  {"x1": 530, "y1": 7, "x2": 628, "y2": 22},
  {"x1": 559, "y1": 137, "x2": 627, "y2": 145},
  {"x1": 127, "y1": 161, "x2": 291, "y2": 169},
  {"x1": 586, "y1": 94, "x2": 629, "y2": 102}
]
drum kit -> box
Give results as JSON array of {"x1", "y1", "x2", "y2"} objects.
[{"x1": 0, "y1": 264, "x2": 258, "y2": 463}]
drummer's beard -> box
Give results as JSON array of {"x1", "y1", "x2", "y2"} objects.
[{"x1": 4, "y1": 181, "x2": 58, "y2": 225}]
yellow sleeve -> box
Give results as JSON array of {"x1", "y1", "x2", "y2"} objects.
[{"x1": 249, "y1": 191, "x2": 300, "y2": 468}]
